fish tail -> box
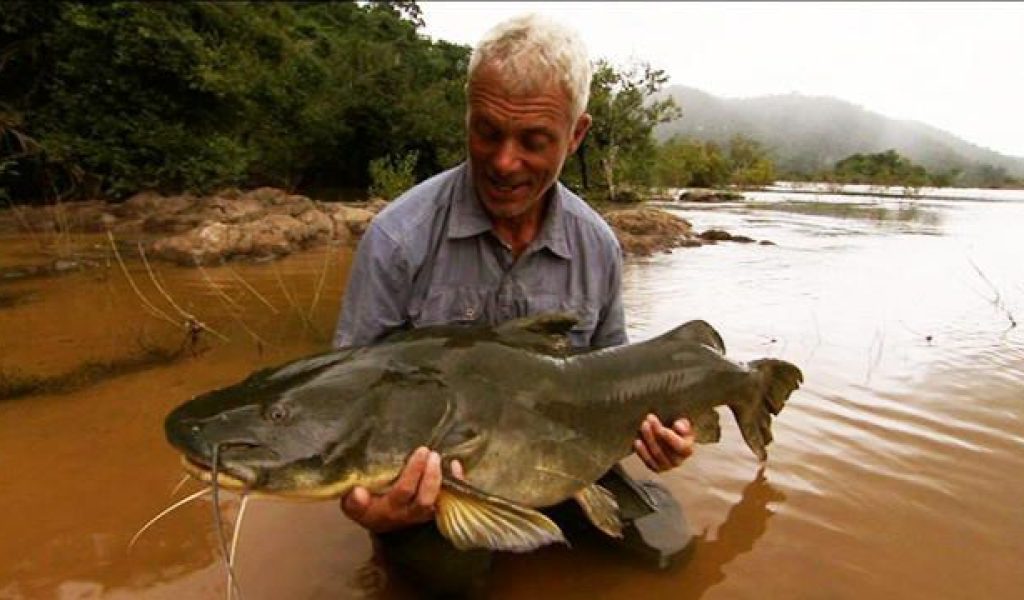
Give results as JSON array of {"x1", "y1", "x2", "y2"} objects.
[{"x1": 729, "y1": 359, "x2": 803, "y2": 461}]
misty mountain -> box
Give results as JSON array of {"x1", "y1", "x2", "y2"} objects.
[{"x1": 655, "y1": 86, "x2": 1024, "y2": 178}]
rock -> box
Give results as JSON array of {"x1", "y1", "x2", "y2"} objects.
[
  {"x1": 699, "y1": 229, "x2": 733, "y2": 242},
  {"x1": 731, "y1": 235, "x2": 756, "y2": 243},
  {"x1": 366, "y1": 197, "x2": 390, "y2": 214},
  {"x1": 200, "y1": 195, "x2": 265, "y2": 223},
  {"x1": 296, "y1": 209, "x2": 334, "y2": 241},
  {"x1": 678, "y1": 189, "x2": 744, "y2": 203},
  {"x1": 759, "y1": 240, "x2": 776, "y2": 246},
  {"x1": 604, "y1": 208, "x2": 697, "y2": 256},
  {"x1": 327, "y1": 205, "x2": 375, "y2": 238}
]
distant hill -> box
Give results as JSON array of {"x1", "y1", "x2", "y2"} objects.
[{"x1": 655, "y1": 86, "x2": 1024, "y2": 179}]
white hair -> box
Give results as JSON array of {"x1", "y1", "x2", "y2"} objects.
[{"x1": 468, "y1": 13, "x2": 593, "y2": 120}]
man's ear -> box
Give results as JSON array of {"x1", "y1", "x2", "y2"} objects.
[{"x1": 568, "y1": 113, "x2": 592, "y2": 155}]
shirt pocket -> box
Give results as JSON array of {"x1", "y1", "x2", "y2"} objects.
[{"x1": 414, "y1": 286, "x2": 489, "y2": 327}]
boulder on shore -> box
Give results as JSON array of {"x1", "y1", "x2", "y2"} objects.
[
  {"x1": 603, "y1": 208, "x2": 699, "y2": 256},
  {"x1": 146, "y1": 190, "x2": 378, "y2": 266},
  {"x1": 678, "y1": 188, "x2": 745, "y2": 203}
]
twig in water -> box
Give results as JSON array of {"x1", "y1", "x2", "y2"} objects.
[
  {"x1": 137, "y1": 242, "x2": 229, "y2": 342},
  {"x1": 272, "y1": 262, "x2": 320, "y2": 340},
  {"x1": 197, "y1": 261, "x2": 274, "y2": 352},
  {"x1": 966, "y1": 255, "x2": 1017, "y2": 330},
  {"x1": 227, "y1": 266, "x2": 279, "y2": 314},
  {"x1": 106, "y1": 232, "x2": 180, "y2": 328},
  {"x1": 308, "y1": 247, "x2": 333, "y2": 317}
]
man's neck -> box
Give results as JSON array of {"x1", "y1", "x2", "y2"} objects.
[{"x1": 490, "y1": 190, "x2": 553, "y2": 258}]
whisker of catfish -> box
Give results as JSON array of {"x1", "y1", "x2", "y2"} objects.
[
  {"x1": 228, "y1": 495, "x2": 251, "y2": 581},
  {"x1": 169, "y1": 474, "x2": 192, "y2": 498},
  {"x1": 211, "y1": 445, "x2": 244, "y2": 600},
  {"x1": 129, "y1": 487, "x2": 211, "y2": 551}
]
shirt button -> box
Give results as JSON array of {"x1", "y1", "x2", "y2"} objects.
[{"x1": 464, "y1": 307, "x2": 476, "y2": 319}]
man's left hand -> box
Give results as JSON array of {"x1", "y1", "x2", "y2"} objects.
[{"x1": 634, "y1": 414, "x2": 694, "y2": 472}]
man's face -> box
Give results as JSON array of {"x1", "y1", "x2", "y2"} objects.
[{"x1": 467, "y1": 64, "x2": 591, "y2": 221}]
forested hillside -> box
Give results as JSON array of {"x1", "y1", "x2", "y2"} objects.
[{"x1": 656, "y1": 86, "x2": 1024, "y2": 185}]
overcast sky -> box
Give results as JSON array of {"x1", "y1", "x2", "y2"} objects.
[{"x1": 419, "y1": 2, "x2": 1024, "y2": 158}]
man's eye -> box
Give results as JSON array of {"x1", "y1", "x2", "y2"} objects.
[
  {"x1": 523, "y1": 134, "x2": 551, "y2": 152},
  {"x1": 473, "y1": 122, "x2": 500, "y2": 141}
]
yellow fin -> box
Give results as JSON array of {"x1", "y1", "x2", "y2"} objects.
[
  {"x1": 574, "y1": 484, "x2": 623, "y2": 538},
  {"x1": 436, "y1": 478, "x2": 566, "y2": 552}
]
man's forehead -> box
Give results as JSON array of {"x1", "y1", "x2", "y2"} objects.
[{"x1": 467, "y1": 66, "x2": 574, "y2": 125}]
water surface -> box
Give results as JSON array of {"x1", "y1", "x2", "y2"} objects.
[{"x1": 1, "y1": 187, "x2": 1021, "y2": 598}]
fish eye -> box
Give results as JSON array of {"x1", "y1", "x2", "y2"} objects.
[{"x1": 266, "y1": 404, "x2": 289, "y2": 423}]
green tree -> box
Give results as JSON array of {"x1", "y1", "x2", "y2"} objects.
[
  {"x1": 573, "y1": 60, "x2": 680, "y2": 201},
  {"x1": 727, "y1": 135, "x2": 775, "y2": 187},
  {"x1": 0, "y1": 1, "x2": 470, "y2": 202}
]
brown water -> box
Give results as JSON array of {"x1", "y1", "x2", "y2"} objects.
[{"x1": 2, "y1": 188, "x2": 1022, "y2": 599}]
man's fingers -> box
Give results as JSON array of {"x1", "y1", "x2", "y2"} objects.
[
  {"x1": 415, "y1": 451, "x2": 443, "y2": 510},
  {"x1": 450, "y1": 459, "x2": 466, "y2": 481},
  {"x1": 657, "y1": 419, "x2": 694, "y2": 458},
  {"x1": 341, "y1": 486, "x2": 371, "y2": 520},
  {"x1": 640, "y1": 415, "x2": 671, "y2": 469},
  {"x1": 390, "y1": 446, "x2": 429, "y2": 504},
  {"x1": 634, "y1": 438, "x2": 657, "y2": 471}
]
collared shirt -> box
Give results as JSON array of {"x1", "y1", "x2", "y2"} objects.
[{"x1": 333, "y1": 162, "x2": 626, "y2": 350}]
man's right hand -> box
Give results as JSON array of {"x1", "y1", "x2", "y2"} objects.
[{"x1": 340, "y1": 446, "x2": 463, "y2": 533}]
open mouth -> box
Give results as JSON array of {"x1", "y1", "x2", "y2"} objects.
[{"x1": 180, "y1": 455, "x2": 253, "y2": 490}]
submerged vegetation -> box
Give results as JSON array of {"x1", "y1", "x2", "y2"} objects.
[{"x1": 0, "y1": 340, "x2": 183, "y2": 401}]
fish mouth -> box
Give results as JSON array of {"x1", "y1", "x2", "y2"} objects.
[{"x1": 180, "y1": 455, "x2": 255, "y2": 491}]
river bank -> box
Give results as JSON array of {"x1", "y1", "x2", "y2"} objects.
[{"x1": 0, "y1": 187, "x2": 772, "y2": 276}]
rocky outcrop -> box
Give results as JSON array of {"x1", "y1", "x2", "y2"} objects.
[
  {"x1": 144, "y1": 189, "x2": 379, "y2": 265},
  {"x1": 603, "y1": 208, "x2": 701, "y2": 256}
]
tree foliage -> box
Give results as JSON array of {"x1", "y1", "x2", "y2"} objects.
[
  {"x1": 652, "y1": 134, "x2": 774, "y2": 189},
  {"x1": 567, "y1": 60, "x2": 680, "y2": 201},
  {"x1": 0, "y1": 1, "x2": 469, "y2": 202}
]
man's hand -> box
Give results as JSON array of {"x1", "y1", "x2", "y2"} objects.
[
  {"x1": 340, "y1": 446, "x2": 464, "y2": 534},
  {"x1": 634, "y1": 414, "x2": 695, "y2": 472}
]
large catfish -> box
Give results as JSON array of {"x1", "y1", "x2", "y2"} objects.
[{"x1": 165, "y1": 314, "x2": 803, "y2": 552}]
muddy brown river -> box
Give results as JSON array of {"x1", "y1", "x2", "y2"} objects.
[{"x1": 1, "y1": 187, "x2": 1022, "y2": 599}]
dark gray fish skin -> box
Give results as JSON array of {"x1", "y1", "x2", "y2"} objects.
[{"x1": 165, "y1": 316, "x2": 803, "y2": 511}]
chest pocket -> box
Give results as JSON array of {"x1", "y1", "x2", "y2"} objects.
[{"x1": 413, "y1": 286, "x2": 489, "y2": 328}]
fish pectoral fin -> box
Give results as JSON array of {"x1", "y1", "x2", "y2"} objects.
[
  {"x1": 691, "y1": 409, "x2": 722, "y2": 444},
  {"x1": 436, "y1": 477, "x2": 566, "y2": 553},
  {"x1": 574, "y1": 484, "x2": 623, "y2": 538}
]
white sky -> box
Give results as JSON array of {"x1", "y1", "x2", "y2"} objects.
[{"x1": 420, "y1": 2, "x2": 1024, "y2": 158}]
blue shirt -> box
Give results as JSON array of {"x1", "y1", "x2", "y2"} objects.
[{"x1": 333, "y1": 162, "x2": 626, "y2": 350}]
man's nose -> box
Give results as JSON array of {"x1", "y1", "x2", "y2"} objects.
[{"x1": 491, "y1": 139, "x2": 522, "y2": 175}]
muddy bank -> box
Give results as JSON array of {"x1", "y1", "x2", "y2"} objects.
[{"x1": 0, "y1": 187, "x2": 767, "y2": 268}]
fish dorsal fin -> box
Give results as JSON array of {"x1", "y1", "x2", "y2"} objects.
[
  {"x1": 492, "y1": 312, "x2": 578, "y2": 355},
  {"x1": 574, "y1": 484, "x2": 623, "y2": 539},
  {"x1": 436, "y1": 477, "x2": 567, "y2": 552},
  {"x1": 662, "y1": 320, "x2": 726, "y2": 353}
]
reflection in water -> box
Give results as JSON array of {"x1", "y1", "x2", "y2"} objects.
[{"x1": 680, "y1": 468, "x2": 785, "y2": 599}]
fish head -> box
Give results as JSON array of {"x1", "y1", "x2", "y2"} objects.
[{"x1": 165, "y1": 346, "x2": 450, "y2": 499}]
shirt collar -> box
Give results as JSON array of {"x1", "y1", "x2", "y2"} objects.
[{"x1": 450, "y1": 162, "x2": 572, "y2": 260}]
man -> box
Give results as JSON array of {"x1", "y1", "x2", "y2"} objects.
[{"x1": 334, "y1": 13, "x2": 694, "y2": 593}]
